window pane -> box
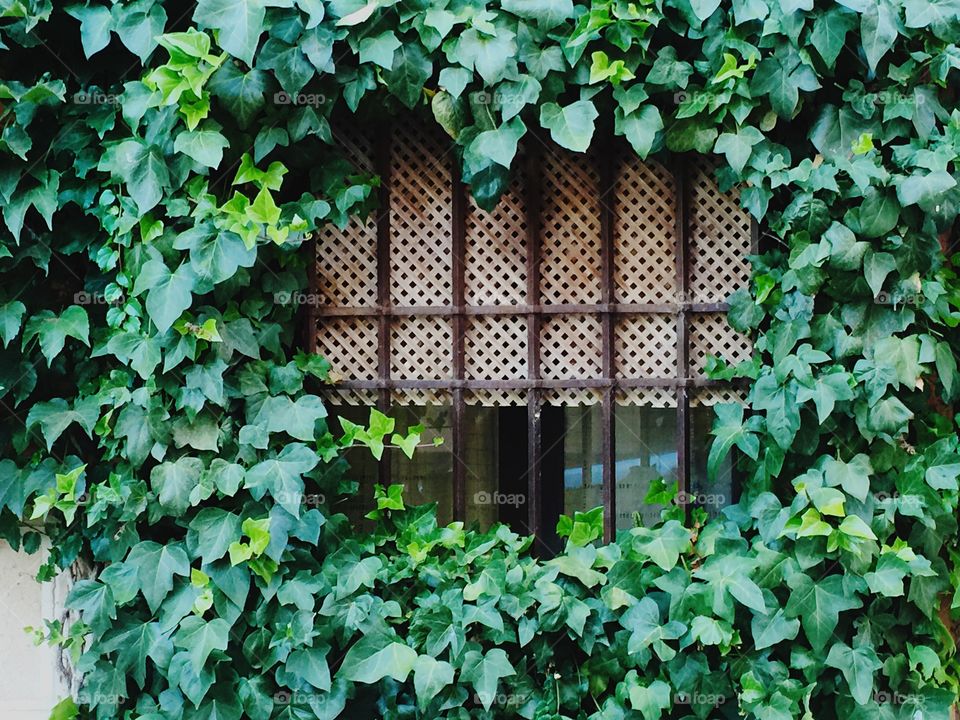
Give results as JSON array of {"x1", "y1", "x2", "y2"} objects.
[
  {"x1": 561, "y1": 405, "x2": 603, "y2": 517},
  {"x1": 389, "y1": 404, "x2": 453, "y2": 525},
  {"x1": 329, "y1": 404, "x2": 453, "y2": 526},
  {"x1": 463, "y1": 406, "x2": 498, "y2": 529},
  {"x1": 691, "y1": 406, "x2": 733, "y2": 518},
  {"x1": 614, "y1": 406, "x2": 677, "y2": 529}
]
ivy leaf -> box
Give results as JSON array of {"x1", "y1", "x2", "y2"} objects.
[
  {"x1": 615, "y1": 105, "x2": 662, "y2": 158},
  {"x1": 864, "y1": 554, "x2": 908, "y2": 597},
  {"x1": 863, "y1": 250, "x2": 896, "y2": 297},
  {"x1": 752, "y1": 374, "x2": 800, "y2": 450},
  {"x1": 714, "y1": 126, "x2": 763, "y2": 174},
  {"x1": 631, "y1": 521, "x2": 691, "y2": 571},
  {"x1": 465, "y1": 117, "x2": 525, "y2": 169},
  {"x1": 451, "y1": 27, "x2": 516, "y2": 84},
  {"x1": 152, "y1": 457, "x2": 204, "y2": 515},
  {"x1": 194, "y1": 0, "x2": 266, "y2": 65},
  {"x1": 628, "y1": 678, "x2": 672, "y2": 720},
  {"x1": 797, "y1": 372, "x2": 855, "y2": 424},
  {"x1": 174, "y1": 616, "x2": 231, "y2": 673},
  {"x1": 66, "y1": 579, "x2": 117, "y2": 632},
  {"x1": 208, "y1": 63, "x2": 268, "y2": 128},
  {"x1": 384, "y1": 43, "x2": 432, "y2": 108},
  {"x1": 174, "y1": 127, "x2": 229, "y2": 169},
  {"x1": 23, "y1": 306, "x2": 90, "y2": 365},
  {"x1": 25, "y1": 397, "x2": 99, "y2": 449},
  {"x1": 98, "y1": 139, "x2": 170, "y2": 214},
  {"x1": 825, "y1": 641, "x2": 883, "y2": 704},
  {"x1": 287, "y1": 646, "x2": 331, "y2": 690},
  {"x1": 413, "y1": 655, "x2": 455, "y2": 709},
  {"x1": 751, "y1": 608, "x2": 801, "y2": 650},
  {"x1": 358, "y1": 31, "x2": 400, "y2": 69},
  {"x1": 339, "y1": 635, "x2": 417, "y2": 684},
  {"x1": 126, "y1": 541, "x2": 191, "y2": 612},
  {"x1": 785, "y1": 574, "x2": 863, "y2": 652},
  {"x1": 693, "y1": 554, "x2": 766, "y2": 618},
  {"x1": 539, "y1": 100, "x2": 598, "y2": 152},
  {"x1": 708, "y1": 403, "x2": 761, "y2": 481},
  {"x1": 896, "y1": 171, "x2": 956, "y2": 210},
  {"x1": 858, "y1": 188, "x2": 899, "y2": 238},
  {"x1": 861, "y1": 1, "x2": 898, "y2": 73},
  {"x1": 868, "y1": 396, "x2": 913, "y2": 434},
  {"x1": 459, "y1": 648, "x2": 515, "y2": 710},
  {"x1": 501, "y1": 0, "x2": 573, "y2": 29},
  {"x1": 811, "y1": 7, "x2": 857, "y2": 68},
  {"x1": 66, "y1": 4, "x2": 114, "y2": 57},
  {"x1": 620, "y1": 596, "x2": 686, "y2": 658},
  {"x1": 132, "y1": 257, "x2": 197, "y2": 333},
  {"x1": 244, "y1": 443, "x2": 320, "y2": 516},
  {"x1": 823, "y1": 455, "x2": 872, "y2": 502},
  {"x1": 189, "y1": 508, "x2": 242, "y2": 564},
  {"x1": 0, "y1": 300, "x2": 25, "y2": 347}
]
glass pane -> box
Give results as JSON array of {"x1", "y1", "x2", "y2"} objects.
[
  {"x1": 614, "y1": 406, "x2": 677, "y2": 529},
  {"x1": 327, "y1": 404, "x2": 454, "y2": 527},
  {"x1": 691, "y1": 406, "x2": 733, "y2": 518},
  {"x1": 389, "y1": 404, "x2": 454, "y2": 525},
  {"x1": 562, "y1": 405, "x2": 603, "y2": 516},
  {"x1": 463, "y1": 406, "x2": 499, "y2": 529}
]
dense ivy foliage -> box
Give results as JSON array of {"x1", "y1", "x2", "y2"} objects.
[{"x1": 0, "y1": 0, "x2": 959, "y2": 718}]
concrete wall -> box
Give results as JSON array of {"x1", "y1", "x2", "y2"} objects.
[{"x1": 0, "y1": 542, "x2": 66, "y2": 720}]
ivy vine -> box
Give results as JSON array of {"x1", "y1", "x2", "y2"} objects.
[{"x1": 0, "y1": 0, "x2": 958, "y2": 719}]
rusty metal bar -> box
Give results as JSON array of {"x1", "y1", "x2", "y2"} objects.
[
  {"x1": 674, "y1": 160, "x2": 691, "y2": 516},
  {"x1": 451, "y1": 165, "x2": 468, "y2": 521},
  {"x1": 525, "y1": 140, "x2": 544, "y2": 540},
  {"x1": 598, "y1": 134, "x2": 617, "y2": 542},
  {"x1": 312, "y1": 302, "x2": 730, "y2": 317},
  {"x1": 375, "y1": 126, "x2": 393, "y2": 488}
]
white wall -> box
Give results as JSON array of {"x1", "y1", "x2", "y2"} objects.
[{"x1": 0, "y1": 542, "x2": 65, "y2": 720}]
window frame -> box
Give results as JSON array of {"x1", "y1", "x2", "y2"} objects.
[{"x1": 306, "y1": 124, "x2": 757, "y2": 542}]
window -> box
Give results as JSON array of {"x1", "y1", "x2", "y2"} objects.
[{"x1": 308, "y1": 115, "x2": 754, "y2": 547}]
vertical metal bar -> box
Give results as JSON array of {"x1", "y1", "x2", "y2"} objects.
[
  {"x1": 674, "y1": 160, "x2": 691, "y2": 516},
  {"x1": 451, "y1": 165, "x2": 468, "y2": 521},
  {"x1": 375, "y1": 126, "x2": 393, "y2": 488},
  {"x1": 525, "y1": 140, "x2": 544, "y2": 539},
  {"x1": 598, "y1": 133, "x2": 617, "y2": 542}
]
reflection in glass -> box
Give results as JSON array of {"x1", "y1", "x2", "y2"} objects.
[
  {"x1": 614, "y1": 406, "x2": 677, "y2": 529},
  {"x1": 562, "y1": 405, "x2": 604, "y2": 517},
  {"x1": 691, "y1": 405, "x2": 733, "y2": 519}
]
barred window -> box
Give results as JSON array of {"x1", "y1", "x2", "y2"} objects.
[{"x1": 308, "y1": 115, "x2": 754, "y2": 549}]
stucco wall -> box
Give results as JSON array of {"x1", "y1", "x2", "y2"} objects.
[{"x1": 0, "y1": 542, "x2": 65, "y2": 720}]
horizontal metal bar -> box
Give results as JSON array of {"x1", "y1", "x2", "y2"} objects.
[
  {"x1": 312, "y1": 302, "x2": 730, "y2": 317},
  {"x1": 324, "y1": 377, "x2": 739, "y2": 391}
]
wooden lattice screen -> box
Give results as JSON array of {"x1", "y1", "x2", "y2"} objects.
[{"x1": 307, "y1": 115, "x2": 755, "y2": 535}]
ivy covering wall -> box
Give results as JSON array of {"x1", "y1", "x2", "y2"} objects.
[{"x1": 0, "y1": 0, "x2": 958, "y2": 718}]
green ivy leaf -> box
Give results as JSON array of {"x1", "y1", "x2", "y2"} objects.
[
  {"x1": 825, "y1": 641, "x2": 883, "y2": 704},
  {"x1": 539, "y1": 100, "x2": 598, "y2": 152},
  {"x1": 412, "y1": 655, "x2": 454, "y2": 709},
  {"x1": 459, "y1": 648, "x2": 516, "y2": 710},
  {"x1": 338, "y1": 635, "x2": 417, "y2": 684},
  {"x1": 194, "y1": 0, "x2": 266, "y2": 65}
]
